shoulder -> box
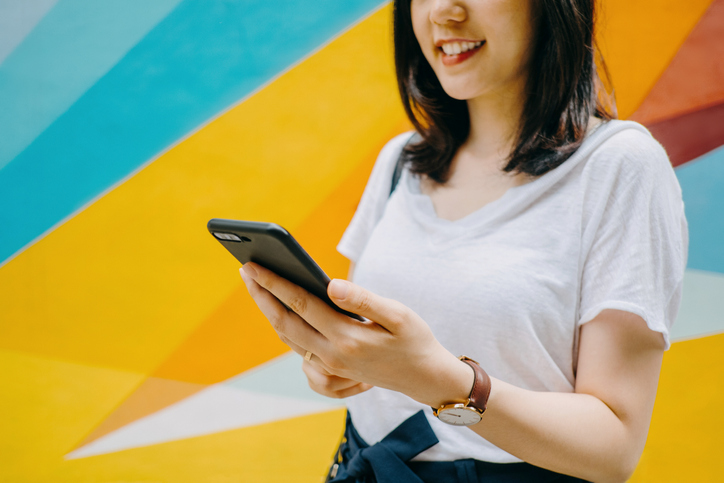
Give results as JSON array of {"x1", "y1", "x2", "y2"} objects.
[
  {"x1": 577, "y1": 120, "x2": 682, "y2": 205},
  {"x1": 584, "y1": 120, "x2": 672, "y2": 182},
  {"x1": 364, "y1": 131, "x2": 417, "y2": 192},
  {"x1": 376, "y1": 131, "x2": 417, "y2": 169},
  {"x1": 336, "y1": 132, "x2": 417, "y2": 261},
  {"x1": 579, "y1": 120, "x2": 684, "y2": 215}
]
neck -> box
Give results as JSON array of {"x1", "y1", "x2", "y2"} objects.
[{"x1": 463, "y1": 79, "x2": 527, "y2": 166}]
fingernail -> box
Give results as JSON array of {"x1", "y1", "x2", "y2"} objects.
[
  {"x1": 242, "y1": 263, "x2": 258, "y2": 279},
  {"x1": 329, "y1": 279, "x2": 349, "y2": 300},
  {"x1": 239, "y1": 267, "x2": 249, "y2": 284}
]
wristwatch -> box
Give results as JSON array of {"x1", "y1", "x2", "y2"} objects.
[{"x1": 432, "y1": 356, "x2": 491, "y2": 426}]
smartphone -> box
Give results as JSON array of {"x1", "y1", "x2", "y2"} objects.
[{"x1": 208, "y1": 218, "x2": 362, "y2": 320}]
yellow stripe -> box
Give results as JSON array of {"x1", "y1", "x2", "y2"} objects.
[
  {"x1": 631, "y1": 332, "x2": 724, "y2": 481},
  {"x1": 0, "y1": 349, "x2": 143, "y2": 479}
]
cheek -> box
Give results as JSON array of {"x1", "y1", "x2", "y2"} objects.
[
  {"x1": 411, "y1": 32, "x2": 438, "y2": 76},
  {"x1": 485, "y1": 22, "x2": 534, "y2": 80},
  {"x1": 502, "y1": 2, "x2": 536, "y2": 71},
  {"x1": 410, "y1": 9, "x2": 430, "y2": 57}
]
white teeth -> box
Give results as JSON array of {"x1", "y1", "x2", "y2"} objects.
[{"x1": 441, "y1": 41, "x2": 483, "y2": 56}]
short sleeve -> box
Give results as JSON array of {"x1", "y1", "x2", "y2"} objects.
[
  {"x1": 337, "y1": 132, "x2": 415, "y2": 263},
  {"x1": 578, "y1": 128, "x2": 689, "y2": 349}
]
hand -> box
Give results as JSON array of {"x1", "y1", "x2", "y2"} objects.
[
  {"x1": 239, "y1": 262, "x2": 472, "y2": 407},
  {"x1": 237, "y1": 266, "x2": 371, "y2": 398}
]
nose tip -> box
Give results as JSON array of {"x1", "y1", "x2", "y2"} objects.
[{"x1": 430, "y1": 1, "x2": 467, "y2": 24}]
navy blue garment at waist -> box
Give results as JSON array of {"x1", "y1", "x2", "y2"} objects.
[{"x1": 325, "y1": 410, "x2": 590, "y2": 483}]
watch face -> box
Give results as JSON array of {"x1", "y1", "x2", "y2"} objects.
[{"x1": 438, "y1": 406, "x2": 482, "y2": 426}]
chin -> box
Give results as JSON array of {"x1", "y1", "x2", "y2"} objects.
[{"x1": 438, "y1": 82, "x2": 480, "y2": 101}]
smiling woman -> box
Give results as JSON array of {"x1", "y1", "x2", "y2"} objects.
[
  {"x1": 396, "y1": 0, "x2": 613, "y2": 184},
  {"x1": 239, "y1": 0, "x2": 688, "y2": 482}
]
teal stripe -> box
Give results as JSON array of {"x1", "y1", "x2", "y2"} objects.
[
  {"x1": 676, "y1": 144, "x2": 724, "y2": 274},
  {"x1": 0, "y1": 0, "x2": 184, "y2": 170},
  {"x1": 0, "y1": 0, "x2": 58, "y2": 66},
  {"x1": 0, "y1": 0, "x2": 385, "y2": 264}
]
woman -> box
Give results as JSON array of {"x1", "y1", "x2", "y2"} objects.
[{"x1": 238, "y1": 0, "x2": 688, "y2": 481}]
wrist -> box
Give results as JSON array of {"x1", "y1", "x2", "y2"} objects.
[
  {"x1": 431, "y1": 356, "x2": 491, "y2": 426},
  {"x1": 416, "y1": 352, "x2": 475, "y2": 409}
]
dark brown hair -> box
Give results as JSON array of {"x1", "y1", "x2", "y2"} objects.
[{"x1": 393, "y1": 0, "x2": 616, "y2": 182}]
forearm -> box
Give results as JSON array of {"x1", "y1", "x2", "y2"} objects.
[
  {"x1": 413, "y1": 359, "x2": 641, "y2": 482},
  {"x1": 406, "y1": 311, "x2": 663, "y2": 483},
  {"x1": 473, "y1": 378, "x2": 642, "y2": 483}
]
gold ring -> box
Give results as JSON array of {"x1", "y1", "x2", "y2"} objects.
[{"x1": 304, "y1": 351, "x2": 313, "y2": 362}]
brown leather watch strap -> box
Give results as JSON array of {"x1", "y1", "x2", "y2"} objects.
[{"x1": 460, "y1": 356, "x2": 491, "y2": 413}]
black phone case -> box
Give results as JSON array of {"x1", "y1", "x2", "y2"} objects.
[{"x1": 208, "y1": 218, "x2": 361, "y2": 320}]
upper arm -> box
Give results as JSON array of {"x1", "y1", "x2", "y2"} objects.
[
  {"x1": 575, "y1": 309, "x2": 665, "y2": 453},
  {"x1": 578, "y1": 129, "x2": 687, "y2": 351}
]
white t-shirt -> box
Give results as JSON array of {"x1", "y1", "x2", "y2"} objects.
[{"x1": 336, "y1": 120, "x2": 688, "y2": 463}]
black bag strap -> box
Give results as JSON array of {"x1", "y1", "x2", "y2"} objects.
[{"x1": 389, "y1": 132, "x2": 420, "y2": 197}]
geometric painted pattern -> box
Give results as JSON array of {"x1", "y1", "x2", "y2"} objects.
[
  {"x1": 66, "y1": 353, "x2": 343, "y2": 459},
  {"x1": 1, "y1": 0, "x2": 723, "y2": 481}
]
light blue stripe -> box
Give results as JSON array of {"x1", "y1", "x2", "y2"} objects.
[
  {"x1": 0, "y1": 0, "x2": 184, "y2": 170},
  {"x1": 223, "y1": 353, "x2": 339, "y2": 405},
  {"x1": 0, "y1": 0, "x2": 385, "y2": 264},
  {"x1": 672, "y1": 269, "x2": 724, "y2": 341},
  {"x1": 0, "y1": 0, "x2": 58, "y2": 66},
  {"x1": 676, "y1": 144, "x2": 724, "y2": 275}
]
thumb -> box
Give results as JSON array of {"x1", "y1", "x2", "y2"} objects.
[{"x1": 328, "y1": 279, "x2": 406, "y2": 331}]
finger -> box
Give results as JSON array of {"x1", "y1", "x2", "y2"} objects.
[
  {"x1": 302, "y1": 361, "x2": 358, "y2": 391},
  {"x1": 334, "y1": 382, "x2": 373, "y2": 399},
  {"x1": 327, "y1": 279, "x2": 408, "y2": 333},
  {"x1": 302, "y1": 361, "x2": 373, "y2": 398},
  {"x1": 264, "y1": 326, "x2": 337, "y2": 375},
  {"x1": 307, "y1": 378, "x2": 371, "y2": 399},
  {"x1": 242, "y1": 262, "x2": 346, "y2": 337},
  {"x1": 275, "y1": 330, "x2": 306, "y2": 357},
  {"x1": 278, "y1": 337, "x2": 336, "y2": 375},
  {"x1": 240, "y1": 266, "x2": 328, "y2": 355}
]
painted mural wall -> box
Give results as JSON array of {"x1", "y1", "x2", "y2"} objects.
[{"x1": 0, "y1": 0, "x2": 722, "y2": 481}]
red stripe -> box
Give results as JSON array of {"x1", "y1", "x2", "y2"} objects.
[{"x1": 645, "y1": 102, "x2": 724, "y2": 167}]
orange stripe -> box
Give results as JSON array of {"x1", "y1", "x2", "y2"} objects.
[{"x1": 71, "y1": 377, "x2": 208, "y2": 451}]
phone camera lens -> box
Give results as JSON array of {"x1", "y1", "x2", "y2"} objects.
[{"x1": 213, "y1": 232, "x2": 242, "y2": 242}]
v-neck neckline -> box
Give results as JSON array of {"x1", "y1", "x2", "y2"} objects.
[{"x1": 400, "y1": 119, "x2": 628, "y2": 231}]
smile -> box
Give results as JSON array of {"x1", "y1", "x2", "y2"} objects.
[
  {"x1": 438, "y1": 40, "x2": 485, "y2": 66},
  {"x1": 440, "y1": 40, "x2": 484, "y2": 55}
]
